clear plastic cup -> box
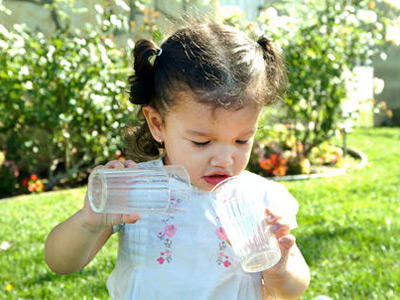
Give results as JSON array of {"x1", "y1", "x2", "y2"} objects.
[
  {"x1": 87, "y1": 165, "x2": 191, "y2": 215},
  {"x1": 210, "y1": 174, "x2": 281, "y2": 272}
]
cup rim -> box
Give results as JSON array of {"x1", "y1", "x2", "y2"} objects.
[{"x1": 210, "y1": 174, "x2": 240, "y2": 194}]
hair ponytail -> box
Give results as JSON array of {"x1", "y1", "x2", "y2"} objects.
[
  {"x1": 256, "y1": 35, "x2": 287, "y2": 104},
  {"x1": 126, "y1": 39, "x2": 164, "y2": 161},
  {"x1": 128, "y1": 39, "x2": 160, "y2": 105}
]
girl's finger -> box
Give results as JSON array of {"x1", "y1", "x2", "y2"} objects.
[
  {"x1": 270, "y1": 223, "x2": 290, "y2": 239},
  {"x1": 278, "y1": 234, "x2": 296, "y2": 253},
  {"x1": 123, "y1": 160, "x2": 137, "y2": 168},
  {"x1": 122, "y1": 214, "x2": 141, "y2": 224},
  {"x1": 265, "y1": 208, "x2": 282, "y2": 225},
  {"x1": 105, "y1": 160, "x2": 125, "y2": 169}
]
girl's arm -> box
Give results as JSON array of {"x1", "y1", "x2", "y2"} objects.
[
  {"x1": 44, "y1": 209, "x2": 113, "y2": 274},
  {"x1": 261, "y1": 209, "x2": 310, "y2": 299},
  {"x1": 44, "y1": 160, "x2": 141, "y2": 274},
  {"x1": 262, "y1": 242, "x2": 310, "y2": 299}
]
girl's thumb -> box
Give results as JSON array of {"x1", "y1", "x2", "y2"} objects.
[
  {"x1": 278, "y1": 234, "x2": 295, "y2": 258},
  {"x1": 122, "y1": 214, "x2": 141, "y2": 224}
]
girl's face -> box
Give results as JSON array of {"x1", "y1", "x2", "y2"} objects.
[{"x1": 143, "y1": 97, "x2": 262, "y2": 191}]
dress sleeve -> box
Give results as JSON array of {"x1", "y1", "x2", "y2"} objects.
[{"x1": 263, "y1": 181, "x2": 299, "y2": 229}]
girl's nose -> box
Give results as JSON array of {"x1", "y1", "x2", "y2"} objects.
[{"x1": 210, "y1": 148, "x2": 234, "y2": 168}]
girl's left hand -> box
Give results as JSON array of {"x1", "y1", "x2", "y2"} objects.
[{"x1": 263, "y1": 208, "x2": 296, "y2": 275}]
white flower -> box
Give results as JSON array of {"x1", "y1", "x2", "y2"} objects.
[
  {"x1": 20, "y1": 66, "x2": 29, "y2": 76},
  {"x1": 220, "y1": 5, "x2": 245, "y2": 20},
  {"x1": 299, "y1": 99, "x2": 308, "y2": 109},
  {"x1": 346, "y1": 14, "x2": 358, "y2": 26},
  {"x1": 91, "y1": 94, "x2": 106, "y2": 105},
  {"x1": 39, "y1": 57, "x2": 47, "y2": 65},
  {"x1": 47, "y1": 45, "x2": 55, "y2": 60},
  {"x1": 94, "y1": 4, "x2": 104, "y2": 15},
  {"x1": 115, "y1": 0, "x2": 130, "y2": 11},
  {"x1": 0, "y1": 24, "x2": 9, "y2": 37},
  {"x1": 94, "y1": 82, "x2": 102, "y2": 92},
  {"x1": 79, "y1": 48, "x2": 89, "y2": 57},
  {"x1": 386, "y1": 25, "x2": 400, "y2": 46},
  {"x1": 0, "y1": 40, "x2": 7, "y2": 49},
  {"x1": 104, "y1": 38, "x2": 114, "y2": 48},
  {"x1": 265, "y1": 7, "x2": 278, "y2": 20},
  {"x1": 13, "y1": 36, "x2": 24, "y2": 48},
  {"x1": 127, "y1": 39, "x2": 135, "y2": 49},
  {"x1": 110, "y1": 15, "x2": 122, "y2": 27},
  {"x1": 373, "y1": 77, "x2": 385, "y2": 95},
  {"x1": 116, "y1": 80, "x2": 125, "y2": 88},
  {"x1": 25, "y1": 81, "x2": 33, "y2": 89},
  {"x1": 357, "y1": 9, "x2": 377, "y2": 23}
]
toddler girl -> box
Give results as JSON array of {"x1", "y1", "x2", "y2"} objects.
[{"x1": 45, "y1": 22, "x2": 310, "y2": 299}]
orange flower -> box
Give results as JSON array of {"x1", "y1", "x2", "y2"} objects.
[
  {"x1": 259, "y1": 158, "x2": 273, "y2": 171},
  {"x1": 273, "y1": 165, "x2": 288, "y2": 177},
  {"x1": 28, "y1": 183, "x2": 36, "y2": 192},
  {"x1": 30, "y1": 174, "x2": 38, "y2": 181}
]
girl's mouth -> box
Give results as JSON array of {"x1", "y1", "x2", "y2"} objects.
[{"x1": 203, "y1": 174, "x2": 230, "y2": 185}]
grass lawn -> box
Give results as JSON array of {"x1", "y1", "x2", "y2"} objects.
[{"x1": 0, "y1": 128, "x2": 399, "y2": 299}]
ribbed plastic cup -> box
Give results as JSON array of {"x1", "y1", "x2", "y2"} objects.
[
  {"x1": 210, "y1": 175, "x2": 281, "y2": 272},
  {"x1": 87, "y1": 165, "x2": 191, "y2": 215}
]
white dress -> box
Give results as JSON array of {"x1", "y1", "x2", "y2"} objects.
[{"x1": 107, "y1": 159, "x2": 299, "y2": 299}]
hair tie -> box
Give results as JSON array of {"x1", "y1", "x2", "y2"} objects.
[{"x1": 148, "y1": 48, "x2": 162, "y2": 66}]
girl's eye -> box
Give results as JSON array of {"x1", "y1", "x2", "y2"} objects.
[
  {"x1": 192, "y1": 141, "x2": 210, "y2": 146},
  {"x1": 236, "y1": 140, "x2": 249, "y2": 144}
]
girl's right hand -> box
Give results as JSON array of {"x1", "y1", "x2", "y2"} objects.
[{"x1": 79, "y1": 160, "x2": 141, "y2": 233}]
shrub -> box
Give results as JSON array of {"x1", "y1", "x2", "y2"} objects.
[{"x1": 0, "y1": 6, "x2": 134, "y2": 191}]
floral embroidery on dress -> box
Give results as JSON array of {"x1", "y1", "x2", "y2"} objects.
[
  {"x1": 215, "y1": 217, "x2": 232, "y2": 268},
  {"x1": 156, "y1": 197, "x2": 181, "y2": 264}
]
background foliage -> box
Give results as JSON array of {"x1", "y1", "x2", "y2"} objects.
[
  {"x1": 0, "y1": 1, "x2": 137, "y2": 197},
  {"x1": 0, "y1": 0, "x2": 399, "y2": 197}
]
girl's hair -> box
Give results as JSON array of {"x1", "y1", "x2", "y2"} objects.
[{"x1": 125, "y1": 22, "x2": 287, "y2": 161}]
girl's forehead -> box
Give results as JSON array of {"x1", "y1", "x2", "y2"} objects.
[
  {"x1": 168, "y1": 91, "x2": 261, "y2": 118},
  {"x1": 166, "y1": 97, "x2": 261, "y2": 130}
]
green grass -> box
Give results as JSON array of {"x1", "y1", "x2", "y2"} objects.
[{"x1": 0, "y1": 128, "x2": 399, "y2": 299}]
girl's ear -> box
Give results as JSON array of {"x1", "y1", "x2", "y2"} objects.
[{"x1": 142, "y1": 105, "x2": 164, "y2": 143}]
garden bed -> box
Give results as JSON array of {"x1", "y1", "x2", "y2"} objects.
[{"x1": 271, "y1": 147, "x2": 367, "y2": 182}]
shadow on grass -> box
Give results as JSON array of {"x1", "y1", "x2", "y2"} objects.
[{"x1": 27, "y1": 265, "x2": 108, "y2": 285}]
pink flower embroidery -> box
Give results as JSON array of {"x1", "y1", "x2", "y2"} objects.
[
  {"x1": 216, "y1": 219, "x2": 232, "y2": 268},
  {"x1": 216, "y1": 227, "x2": 227, "y2": 241},
  {"x1": 155, "y1": 196, "x2": 181, "y2": 264},
  {"x1": 157, "y1": 257, "x2": 165, "y2": 264},
  {"x1": 165, "y1": 224, "x2": 177, "y2": 237},
  {"x1": 224, "y1": 260, "x2": 232, "y2": 267}
]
